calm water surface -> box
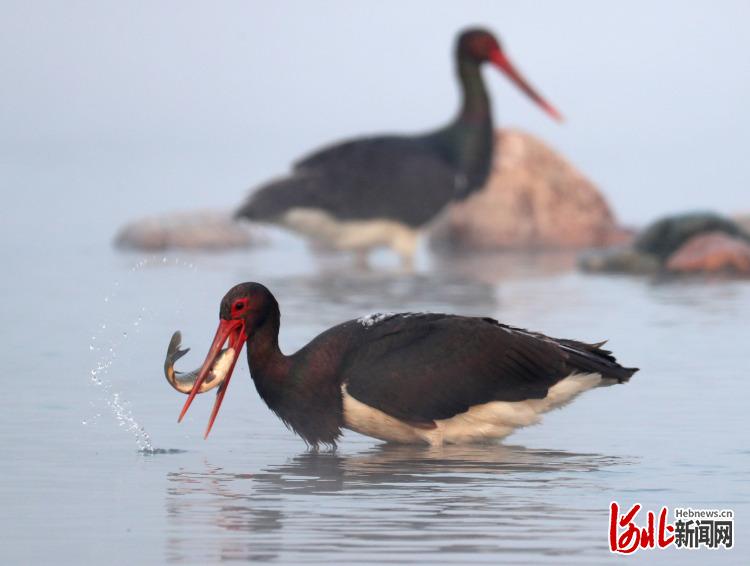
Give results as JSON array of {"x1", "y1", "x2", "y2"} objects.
[{"x1": 1, "y1": 159, "x2": 747, "y2": 563}]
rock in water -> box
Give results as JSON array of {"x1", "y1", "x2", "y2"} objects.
[
  {"x1": 578, "y1": 247, "x2": 661, "y2": 275},
  {"x1": 114, "y1": 209, "x2": 258, "y2": 251},
  {"x1": 430, "y1": 129, "x2": 627, "y2": 251},
  {"x1": 633, "y1": 211, "x2": 749, "y2": 261},
  {"x1": 666, "y1": 232, "x2": 750, "y2": 274},
  {"x1": 579, "y1": 211, "x2": 750, "y2": 276}
]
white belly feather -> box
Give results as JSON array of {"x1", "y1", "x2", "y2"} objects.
[
  {"x1": 280, "y1": 207, "x2": 418, "y2": 259},
  {"x1": 342, "y1": 373, "x2": 607, "y2": 446}
]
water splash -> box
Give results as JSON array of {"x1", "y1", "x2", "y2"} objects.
[
  {"x1": 87, "y1": 255, "x2": 197, "y2": 452},
  {"x1": 89, "y1": 313, "x2": 153, "y2": 451},
  {"x1": 128, "y1": 256, "x2": 196, "y2": 273}
]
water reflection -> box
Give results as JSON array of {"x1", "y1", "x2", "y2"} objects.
[
  {"x1": 264, "y1": 271, "x2": 499, "y2": 320},
  {"x1": 231, "y1": 248, "x2": 583, "y2": 323},
  {"x1": 430, "y1": 250, "x2": 578, "y2": 285},
  {"x1": 165, "y1": 444, "x2": 630, "y2": 563}
]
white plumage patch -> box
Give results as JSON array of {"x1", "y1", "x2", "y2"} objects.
[
  {"x1": 357, "y1": 312, "x2": 427, "y2": 328},
  {"x1": 280, "y1": 207, "x2": 418, "y2": 261},
  {"x1": 342, "y1": 373, "x2": 605, "y2": 446},
  {"x1": 357, "y1": 312, "x2": 396, "y2": 328}
]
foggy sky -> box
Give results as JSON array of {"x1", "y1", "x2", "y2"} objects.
[{"x1": 1, "y1": 0, "x2": 749, "y2": 227}]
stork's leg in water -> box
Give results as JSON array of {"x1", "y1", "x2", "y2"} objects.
[
  {"x1": 354, "y1": 249, "x2": 371, "y2": 270},
  {"x1": 393, "y1": 228, "x2": 418, "y2": 273}
]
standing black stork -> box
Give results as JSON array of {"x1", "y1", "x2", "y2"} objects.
[
  {"x1": 235, "y1": 28, "x2": 562, "y2": 266},
  {"x1": 165, "y1": 283, "x2": 637, "y2": 446}
]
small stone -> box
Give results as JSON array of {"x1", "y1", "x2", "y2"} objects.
[{"x1": 114, "y1": 209, "x2": 262, "y2": 251}]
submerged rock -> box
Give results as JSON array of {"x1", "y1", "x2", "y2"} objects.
[
  {"x1": 114, "y1": 209, "x2": 258, "y2": 251},
  {"x1": 578, "y1": 247, "x2": 661, "y2": 275},
  {"x1": 430, "y1": 129, "x2": 628, "y2": 251},
  {"x1": 579, "y1": 211, "x2": 750, "y2": 276}
]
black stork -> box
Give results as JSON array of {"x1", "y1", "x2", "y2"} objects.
[
  {"x1": 235, "y1": 28, "x2": 562, "y2": 266},
  {"x1": 165, "y1": 283, "x2": 637, "y2": 446}
]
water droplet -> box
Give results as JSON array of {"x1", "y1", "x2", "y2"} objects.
[
  {"x1": 122, "y1": 332, "x2": 128, "y2": 338},
  {"x1": 82, "y1": 420, "x2": 87, "y2": 425},
  {"x1": 100, "y1": 323, "x2": 107, "y2": 330}
]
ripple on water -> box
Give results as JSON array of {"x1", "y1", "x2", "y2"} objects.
[{"x1": 139, "y1": 447, "x2": 187, "y2": 456}]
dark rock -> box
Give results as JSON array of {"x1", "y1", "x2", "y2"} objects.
[{"x1": 633, "y1": 211, "x2": 750, "y2": 261}]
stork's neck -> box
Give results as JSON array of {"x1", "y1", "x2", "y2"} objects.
[
  {"x1": 245, "y1": 306, "x2": 289, "y2": 405},
  {"x1": 429, "y1": 57, "x2": 494, "y2": 189},
  {"x1": 457, "y1": 58, "x2": 492, "y2": 126}
]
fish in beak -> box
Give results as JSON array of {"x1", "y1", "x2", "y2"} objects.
[
  {"x1": 164, "y1": 331, "x2": 233, "y2": 394},
  {"x1": 163, "y1": 318, "x2": 247, "y2": 438}
]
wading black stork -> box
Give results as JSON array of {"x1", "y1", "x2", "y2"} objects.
[
  {"x1": 165, "y1": 283, "x2": 637, "y2": 446},
  {"x1": 235, "y1": 28, "x2": 561, "y2": 266}
]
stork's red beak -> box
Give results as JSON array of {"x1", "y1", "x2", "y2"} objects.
[
  {"x1": 177, "y1": 318, "x2": 247, "y2": 438},
  {"x1": 489, "y1": 47, "x2": 563, "y2": 122}
]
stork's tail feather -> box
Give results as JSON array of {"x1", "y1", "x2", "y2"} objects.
[{"x1": 557, "y1": 338, "x2": 638, "y2": 383}]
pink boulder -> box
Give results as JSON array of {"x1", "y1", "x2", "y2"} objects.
[
  {"x1": 666, "y1": 231, "x2": 750, "y2": 274},
  {"x1": 430, "y1": 129, "x2": 629, "y2": 251}
]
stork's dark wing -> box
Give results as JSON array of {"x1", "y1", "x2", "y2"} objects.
[
  {"x1": 292, "y1": 135, "x2": 436, "y2": 172},
  {"x1": 237, "y1": 135, "x2": 462, "y2": 227},
  {"x1": 342, "y1": 314, "x2": 636, "y2": 424}
]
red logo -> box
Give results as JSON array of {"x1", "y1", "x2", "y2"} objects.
[
  {"x1": 609, "y1": 502, "x2": 734, "y2": 553},
  {"x1": 609, "y1": 502, "x2": 675, "y2": 554}
]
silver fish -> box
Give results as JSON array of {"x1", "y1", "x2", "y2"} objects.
[{"x1": 163, "y1": 331, "x2": 235, "y2": 394}]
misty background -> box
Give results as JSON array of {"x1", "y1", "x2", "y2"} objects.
[{"x1": 1, "y1": 0, "x2": 748, "y2": 250}]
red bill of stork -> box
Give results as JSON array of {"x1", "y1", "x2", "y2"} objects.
[
  {"x1": 235, "y1": 28, "x2": 561, "y2": 266},
  {"x1": 165, "y1": 283, "x2": 637, "y2": 447}
]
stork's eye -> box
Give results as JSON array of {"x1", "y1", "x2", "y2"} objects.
[{"x1": 232, "y1": 300, "x2": 248, "y2": 313}]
